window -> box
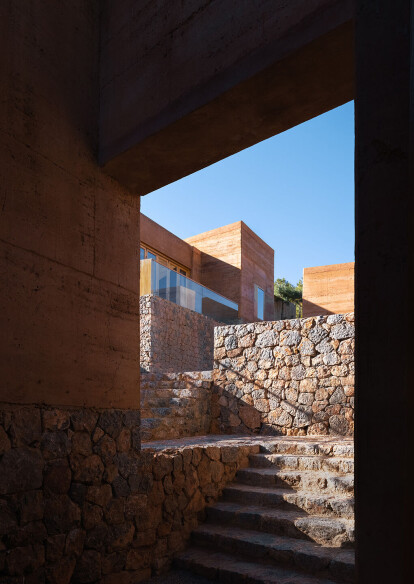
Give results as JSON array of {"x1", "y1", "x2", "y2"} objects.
[
  {"x1": 255, "y1": 285, "x2": 265, "y2": 320},
  {"x1": 140, "y1": 243, "x2": 190, "y2": 277}
]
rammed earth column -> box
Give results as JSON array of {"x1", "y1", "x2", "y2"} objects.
[{"x1": 0, "y1": 1, "x2": 141, "y2": 581}]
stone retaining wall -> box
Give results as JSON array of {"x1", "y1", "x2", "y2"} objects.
[
  {"x1": 0, "y1": 405, "x2": 141, "y2": 583},
  {"x1": 141, "y1": 371, "x2": 213, "y2": 441},
  {"x1": 140, "y1": 295, "x2": 221, "y2": 373},
  {"x1": 211, "y1": 313, "x2": 354, "y2": 436},
  {"x1": 0, "y1": 406, "x2": 258, "y2": 582}
]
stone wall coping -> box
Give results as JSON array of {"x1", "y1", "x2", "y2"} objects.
[
  {"x1": 214, "y1": 312, "x2": 354, "y2": 336},
  {"x1": 141, "y1": 433, "x2": 353, "y2": 452}
]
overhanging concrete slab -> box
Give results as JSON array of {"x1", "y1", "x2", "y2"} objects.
[{"x1": 100, "y1": 0, "x2": 354, "y2": 194}]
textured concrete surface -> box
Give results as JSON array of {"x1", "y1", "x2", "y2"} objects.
[
  {"x1": 100, "y1": 1, "x2": 353, "y2": 192},
  {"x1": 0, "y1": 1, "x2": 141, "y2": 408}
]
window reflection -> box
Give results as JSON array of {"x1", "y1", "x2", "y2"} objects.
[
  {"x1": 256, "y1": 286, "x2": 264, "y2": 320},
  {"x1": 143, "y1": 259, "x2": 238, "y2": 322}
]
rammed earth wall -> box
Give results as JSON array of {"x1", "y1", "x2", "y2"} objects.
[
  {"x1": 140, "y1": 295, "x2": 221, "y2": 373},
  {"x1": 0, "y1": 407, "x2": 257, "y2": 582},
  {"x1": 211, "y1": 313, "x2": 355, "y2": 436}
]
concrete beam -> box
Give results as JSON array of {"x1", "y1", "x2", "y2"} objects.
[{"x1": 100, "y1": 0, "x2": 354, "y2": 194}]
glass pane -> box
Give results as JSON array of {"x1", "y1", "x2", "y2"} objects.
[
  {"x1": 147, "y1": 251, "x2": 156, "y2": 260},
  {"x1": 179, "y1": 268, "x2": 186, "y2": 275},
  {"x1": 140, "y1": 247, "x2": 145, "y2": 260},
  {"x1": 257, "y1": 287, "x2": 264, "y2": 320},
  {"x1": 146, "y1": 259, "x2": 238, "y2": 322}
]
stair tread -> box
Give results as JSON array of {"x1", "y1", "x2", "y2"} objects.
[
  {"x1": 261, "y1": 443, "x2": 354, "y2": 457},
  {"x1": 251, "y1": 454, "x2": 354, "y2": 462},
  {"x1": 176, "y1": 547, "x2": 341, "y2": 584},
  {"x1": 193, "y1": 524, "x2": 355, "y2": 564},
  {"x1": 238, "y1": 467, "x2": 354, "y2": 480},
  {"x1": 176, "y1": 439, "x2": 354, "y2": 582},
  {"x1": 209, "y1": 501, "x2": 354, "y2": 525},
  {"x1": 224, "y1": 483, "x2": 354, "y2": 502}
]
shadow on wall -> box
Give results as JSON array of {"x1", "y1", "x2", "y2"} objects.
[
  {"x1": 199, "y1": 252, "x2": 241, "y2": 310},
  {"x1": 211, "y1": 376, "x2": 352, "y2": 437},
  {"x1": 139, "y1": 364, "x2": 353, "y2": 444},
  {"x1": 302, "y1": 300, "x2": 334, "y2": 318},
  {"x1": 211, "y1": 314, "x2": 355, "y2": 437}
]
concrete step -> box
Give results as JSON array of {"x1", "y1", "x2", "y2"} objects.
[
  {"x1": 207, "y1": 502, "x2": 354, "y2": 547},
  {"x1": 260, "y1": 441, "x2": 354, "y2": 459},
  {"x1": 191, "y1": 524, "x2": 355, "y2": 582},
  {"x1": 222, "y1": 484, "x2": 354, "y2": 518},
  {"x1": 236, "y1": 467, "x2": 354, "y2": 495},
  {"x1": 249, "y1": 454, "x2": 354, "y2": 474},
  {"x1": 176, "y1": 548, "x2": 340, "y2": 584}
]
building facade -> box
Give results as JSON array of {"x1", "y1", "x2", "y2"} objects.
[
  {"x1": 303, "y1": 262, "x2": 355, "y2": 317},
  {"x1": 140, "y1": 214, "x2": 275, "y2": 323}
]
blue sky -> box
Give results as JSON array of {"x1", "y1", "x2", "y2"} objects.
[{"x1": 141, "y1": 101, "x2": 355, "y2": 285}]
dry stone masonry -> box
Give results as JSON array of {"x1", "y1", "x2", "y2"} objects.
[
  {"x1": 0, "y1": 405, "x2": 141, "y2": 583},
  {"x1": 1, "y1": 313, "x2": 356, "y2": 581},
  {"x1": 212, "y1": 313, "x2": 354, "y2": 436},
  {"x1": 140, "y1": 295, "x2": 221, "y2": 374},
  {"x1": 0, "y1": 406, "x2": 260, "y2": 583},
  {"x1": 141, "y1": 372, "x2": 213, "y2": 441}
]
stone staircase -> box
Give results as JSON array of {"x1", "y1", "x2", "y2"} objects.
[
  {"x1": 176, "y1": 438, "x2": 355, "y2": 583},
  {"x1": 140, "y1": 371, "x2": 213, "y2": 441}
]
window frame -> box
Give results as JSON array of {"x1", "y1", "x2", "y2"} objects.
[
  {"x1": 255, "y1": 284, "x2": 265, "y2": 321},
  {"x1": 140, "y1": 243, "x2": 191, "y2": 277}
]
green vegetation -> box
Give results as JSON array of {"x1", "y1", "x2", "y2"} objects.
[{"x1": 274, "y1": 278, "x2": 303, "y2": 318}]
